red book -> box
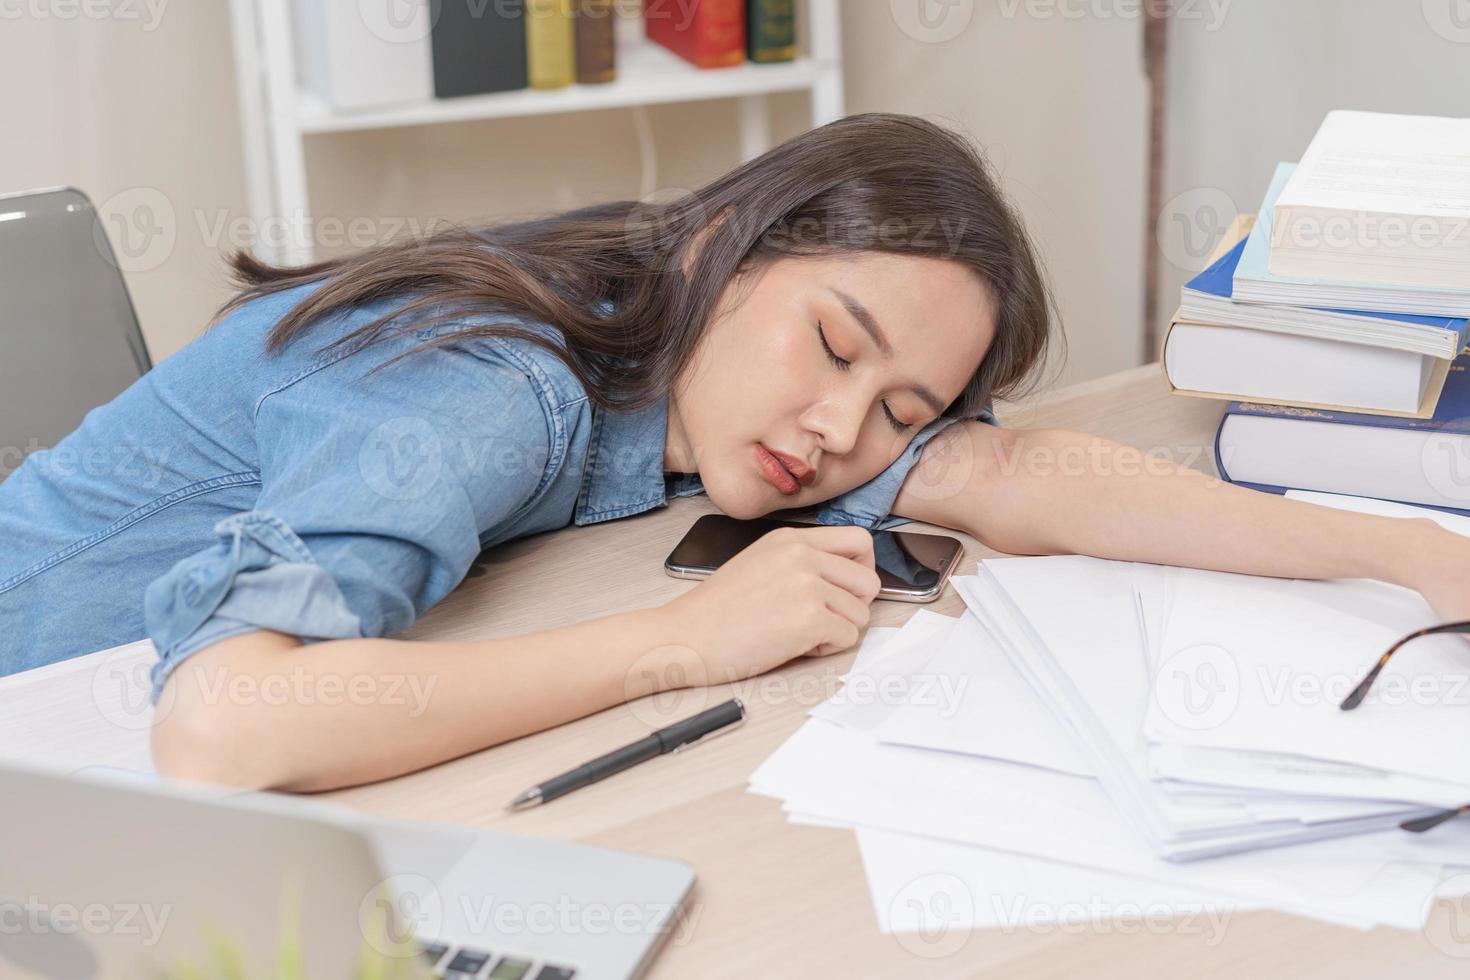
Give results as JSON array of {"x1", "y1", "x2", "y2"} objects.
[{"x1": 645, "y1": 0, "x2": 745, "y2": 68}]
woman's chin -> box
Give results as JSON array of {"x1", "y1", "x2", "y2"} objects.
[{"x1": 702, "y1": 477, "x2": 774, "y2": 521}]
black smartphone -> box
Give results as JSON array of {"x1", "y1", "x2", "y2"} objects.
[{"x1": 663, "y1": 514, "x2": 965, "y2": 603}]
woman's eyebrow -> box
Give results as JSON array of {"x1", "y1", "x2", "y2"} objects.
[{"x1": 829, "y1": 286, "x2": 947, "y2": 414}]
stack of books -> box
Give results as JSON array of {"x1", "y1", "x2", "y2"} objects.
[
  {"x1": 1160, "y1": 110, "x2": 1470, "y2": 515},
  {"x1": 294, "y1": 0, "x2": 797, "y2": 109}
]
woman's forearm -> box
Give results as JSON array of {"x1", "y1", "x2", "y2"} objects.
[
  {"x1": 152, "y1": 606, "x2": 683, "y2": 792},
  {"x1": 964, "y1": 426, "x2": 1451, "y2": 590}
]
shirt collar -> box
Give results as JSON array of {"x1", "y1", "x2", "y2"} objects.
[{"x1": 574, "y1": 390, "x2": 699, "y2": 525}]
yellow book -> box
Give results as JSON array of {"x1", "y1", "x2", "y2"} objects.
[{"x1": 527, "y1": 0, "x2": 576, "y2": 89}]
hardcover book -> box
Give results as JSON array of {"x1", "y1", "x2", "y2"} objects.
[
  {"x1": 645, "y1": 0, "x2": 746, "y2": 68},
  {"x1": 575, "y1": 0, "x2": 617, "y2": 83},
  {"x1": 747, "y1": 0, "x2": 796, "y2": 62},
  {"x1": 1184, "y1": 231, "x2": 1468, "y2": 359},
  {"x1": 429, "y1": 0, "x2": 528, "y2": 97},
  {"x1": 1216, "y1": 353, "x2": 1470, "y2": 517},
  {"x1": 528, "y1": 0, "x2": 576, "y2": 89}
]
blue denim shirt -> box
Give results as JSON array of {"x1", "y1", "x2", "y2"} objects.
[{"x1": 0, "y1": 279, "x2": 995, "y2": 701}]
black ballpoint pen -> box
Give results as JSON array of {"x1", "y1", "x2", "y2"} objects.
[{"x1": 506, "y1": 698, "x2": 747, "y2": 811}]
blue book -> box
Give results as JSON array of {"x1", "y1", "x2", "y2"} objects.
[
  {"x1": 1232, "y1": 162, "x2": 1470, "y2": 325},
  {"x1": 1215, "y1": 352, "x2": 1470, "y2": 517},
  {"x1": 1183, "y1": 233, "x2": 1468, "y2": 358}
]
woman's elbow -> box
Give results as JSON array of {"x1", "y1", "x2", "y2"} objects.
[
  {"x1": 150, "y1": 699, "x2": 269, "y2": 790},
  {"x1": 149, "y1": 632, "x2": 303, "y2": 790}
]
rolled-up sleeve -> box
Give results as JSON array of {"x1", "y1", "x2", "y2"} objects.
[
  {"x1": 809, "y1": 405, "x2": 1000, "y2": 532},
  {"x1": 143, "y1": 340, "x2": 553, "y2": 702}
]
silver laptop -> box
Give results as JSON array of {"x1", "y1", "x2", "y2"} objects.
[
  {"x1": 0, "y1": 762, "x2": 695, "y2": 979},
  {"x1": 0, "y1": 185, "x2": 152, "y2": 479}
]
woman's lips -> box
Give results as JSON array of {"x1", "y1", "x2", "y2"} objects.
[{"x1": 755, "y1": 444, "x2": 801, "y2": 495}]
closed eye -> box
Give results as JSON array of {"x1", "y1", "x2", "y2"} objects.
[{"x1": 816, "y1": 321, "x2": 912, "y2": 434}]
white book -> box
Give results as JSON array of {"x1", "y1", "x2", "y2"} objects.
[
  {"x1": 1163, "y1": 321, "x2": 1445, "y2": 416},
  {"x1": 1234, "y1": 163, "x2": 1470, "y2": 319},
  {"x1": 1217, "y1": 411, "x2": 1470, "y2": 514},
  {"x1": 292, "y1": 0, "x2": 434, "y2": 111},
  {"x1": 1270, "y1": 111, "x2": 1470, "y2": 289}
]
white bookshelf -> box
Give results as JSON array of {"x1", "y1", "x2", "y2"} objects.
[{"x1": 228, "y1": 0, "x2": 845, "y2": 265}]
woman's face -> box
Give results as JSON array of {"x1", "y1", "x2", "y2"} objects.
[{"x1": 667, "y1": 251, "x2": 997, "y2": 519}]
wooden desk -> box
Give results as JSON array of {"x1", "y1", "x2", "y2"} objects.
[{"x1": 5, "y1": 365, "x2": 1462, "y2": 978}]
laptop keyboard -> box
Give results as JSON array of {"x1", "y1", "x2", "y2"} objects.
[{"x1": 419, "y1": 940, "x2": 577, "y2": 980}]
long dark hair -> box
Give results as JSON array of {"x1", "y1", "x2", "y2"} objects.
[{"x1": 210, "y1": 112, "x2": 1059, "y2": 419}]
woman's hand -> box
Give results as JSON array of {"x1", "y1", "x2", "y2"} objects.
[
  {"x1": 1398, "y1": 520, "x2": 1470, "y2": 624},
  {"x1": 658, "y1": 524, "x2": 883, "y2": 686}
]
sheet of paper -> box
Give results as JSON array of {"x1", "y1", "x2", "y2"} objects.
[
  {"x1": 1150, "y1": 742, "x2": 1470, "y2": 810},
  {"x1": 965, "y1": 560, "x2": 1453, "y2": 853},
  {"x1": 1147, "y1": 565, "x2": 1470, "y2": 788},
  {"x1": 854, "y1": 827, "x2": 1262, "y2": 935},
  {"x1": 1285, "y1": 489, "x2": 1470, "y2": 535},
  {"x1": 1133, "y1": 562, "x2": 1173, "y2": 674},
  {"x1": 957, "y1": 566, "x2": 1341, "y2": 853},
  {"x1": 872, "y1": 607, "x2": 1092, "y2": 777},
  {"x1": 840, "y1": 626, "x2": 901, "y2": 680},
  {"x1": 809, "y1": 609, "x2": 958, "y2": 735},
  {"x1": 753, "y1": 718, "x2": 1461, "y2": 930}
]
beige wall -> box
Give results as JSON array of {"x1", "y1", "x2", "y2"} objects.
[
  {"x1": 0, "y1": 2, "x2": 252, "y2": 363},
  {"x1": 3, "y1": 2, "x2": 1464, "y2": 391},
  {"x1": 840, "y1": 2, "x2": 1149, "y2": 387}
]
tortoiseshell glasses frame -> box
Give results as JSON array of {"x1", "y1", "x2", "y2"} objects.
[{"x1": 1339, "y1": 620, "x2": 1470, "y2": 833}]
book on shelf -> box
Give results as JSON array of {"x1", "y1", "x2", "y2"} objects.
[
  {"x1": 527, "y1": 0, "x2": 576, "y2": 89},
  {"x1": 1269, "y1": 110, "x2": 1470, "y2": 291},
  {"x1": 428, "y1": 0, "x2": 528, "y2": 97},
  {"x1": 1215, "y1": 351, "x2": 1470, "y2": 518},
  {"x1": 747, "y1": 0, "x2": 797, "y2": 62},
  {"x1": 1234, "y1": 162, "x2": 1470, "y2": 319},
  {"x1": 574, "y1": 0, "x2": 617, "y2": 84},
  {"x1": 645, "y1": 0, "x2": 746, "y2": 68},
  {"x1": 291, "y1": 1, "x2": 433, "y2": 110}
]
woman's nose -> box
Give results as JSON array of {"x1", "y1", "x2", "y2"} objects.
[{"x1": 805, "y1": 402, "x2": 864, "y2": 458}]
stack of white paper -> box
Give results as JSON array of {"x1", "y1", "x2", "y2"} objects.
[{"x1": 747, "y1": 494, "x2": 1470, "y2": 935}]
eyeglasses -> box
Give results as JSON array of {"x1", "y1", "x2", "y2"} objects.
[{"x1": 1339, "y1": 620, "x2": 1470, "y2": 833}]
